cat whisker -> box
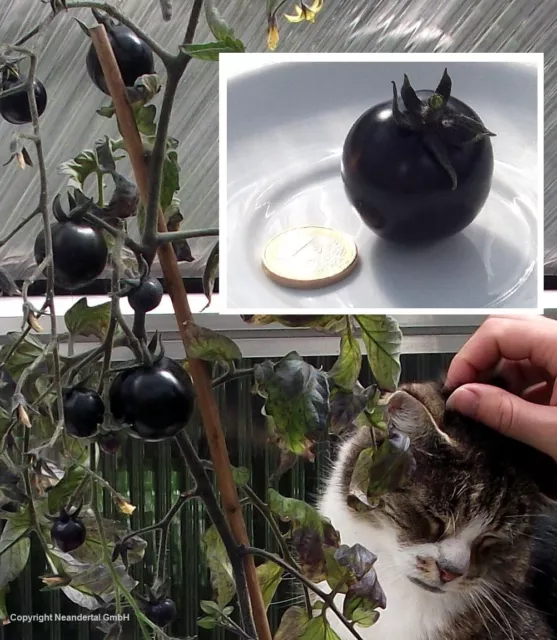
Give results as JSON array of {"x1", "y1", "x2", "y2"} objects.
[{"x1": 476, "y1": 584, "x2": 515, "y2": 640}]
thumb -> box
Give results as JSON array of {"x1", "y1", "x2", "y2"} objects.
[{"x1": 446, "y1": 383, "x2": 557, "y2": 460}]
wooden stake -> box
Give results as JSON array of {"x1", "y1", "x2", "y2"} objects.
[{"x1": 90, "y1": 25, "x2": 272, "y2": 640}]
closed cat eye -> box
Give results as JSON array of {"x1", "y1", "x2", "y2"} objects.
[{"x1": 475, "y1": 534, "x2": 510, "y2": 555}]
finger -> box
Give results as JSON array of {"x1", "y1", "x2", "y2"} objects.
[
  {"x1": 496, "y1": 359, "x2": 555, "y2": 395},
  {"x1": 446, "y1": 383, "x2": 557, "y2": 460},
  {"x1": 522, "y1": 381, "x2": 553, "y2": 405},
  {"x1": 445, "y1": 316, "x2": 557, "y2": 390}
]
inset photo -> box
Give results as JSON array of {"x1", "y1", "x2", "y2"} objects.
[{"x1": 220, "y1": 53, "x2": 542, "y2": 313}]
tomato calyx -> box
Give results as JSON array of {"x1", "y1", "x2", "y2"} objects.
[{"x1": 390, "y1": 68, "x2": 496, "y2": 190}]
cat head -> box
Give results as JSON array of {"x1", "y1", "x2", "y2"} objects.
[{"x1": 340, "y1": 379, "x2": 557, "y2": 596}]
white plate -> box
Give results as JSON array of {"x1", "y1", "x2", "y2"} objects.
[{"x1": 224, "y1": 58, "x2": 540, "y2": 311}]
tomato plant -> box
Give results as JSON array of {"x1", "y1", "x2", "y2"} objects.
[
  {"x1": 0, "y1": 3, "x2": 407, "y2": 640},
  {"x1": 342, "y1": 69, "x2": 495, "y2": 244}
]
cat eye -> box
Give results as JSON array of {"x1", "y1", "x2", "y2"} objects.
[{"x1": 475, "y1": 534, "x2": 510, "y2": 557}]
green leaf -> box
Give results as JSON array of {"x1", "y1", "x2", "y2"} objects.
[
  {"x1": 64, "y1": 298, "x2": 117, "y2": 342},
  {"x1": 202, "y1": 526, "x2": 235, "y2": 608},
  {"x1": 347, "y1": 447, "x2": 376, "y2": 511},
  {"x1": 134, "y1": 104, "x2": 157, "y2": 136},
  {"x1": 275, "y1": 606, "x2": 310, "y2": 640},
  {"x1": 231, "y1": 466, "x2": 250, "y2": 487},
  {"x1": 329, "y1": 331, "x2": 362, "y2": 390},
  {"x1": 129, "y1": 73, "x2": 161, "y2": 105},
  {"x1": 94, "y1": 136, "x2": 124, "y2": 173},
  {"x1": 197, "y1": 616, "x2": 217, "y2": 629},
  {"x1": 355, "y1": 316, "x2": 402, "y2": 391},
  {"x1": 204, "y1": 0, "x2": 236, "y2": 41},
  {"x1": 348, "y1": 430, "x2": 416, "y2": 510},
  {"x1": 199, "y1": 600, "x2": 222, "y2": 616},
  {"x1": 0, "y1": 333, "x2": 44, "y2": 380},
  {"x1": 183, "y1": 324, "x2": 241, "y2": 363},
  {"x1": 275, "y1": 606, "x2": 342, "y2": 640},
  {"x1": 302, "y1": 617, "x2": 342, "y2": 640},
  {"x1": 0, "y1": 521, "x2": 30, "y2": 587},
  {"x1": 256, "y1": 561, "x2": 283, "y2": 609},
  {"x1": 270, "y1": 316, "x2": 347, "y2": 333},
  {"x1": 329, "y1": 385, "x2": 374, "y2": 434},
  {"x1": 201, "y1": 242, "x2": 219, "y2": 312},
  {"x1": 253, "y1": 352, "x2": 329, "y2": 456},
  {"x1": 180, "y1": 38, "x2": 245, "y2": 61},
  {"x1": 160, "y1": 150, "x2": 180, "y2": 211},
  {"x1": 58, "y1": 149, "x2": 99, "y2": 190},
  {"x1": 47, "y1": 466, "x2": 87, "y2": 514},
  {"x1": 267, "y1": 489, "x2": 332, "y2": 538}
]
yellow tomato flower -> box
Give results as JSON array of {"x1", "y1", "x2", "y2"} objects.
[
  {"x1": 117, "y1": 495, "x2": 137, "y2": 515},
  {"x1": 267, "y1": 16, "x2": 280, "y2": 51},
  {"x1": 285, "y1": 0, "x2": 324, "y2": 24}
]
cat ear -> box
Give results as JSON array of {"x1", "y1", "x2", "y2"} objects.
[{"x1": 386, "y1": 390, "x2": 456, "y2": 446}]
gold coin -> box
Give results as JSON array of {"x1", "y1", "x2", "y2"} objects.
[{"x1": 261, "y1": 226, "x2": 358, "y2": 289}]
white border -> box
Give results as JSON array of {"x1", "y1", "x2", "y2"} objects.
[{"x1": 219, "y1": 52, "x2": 544, "y2": 315}]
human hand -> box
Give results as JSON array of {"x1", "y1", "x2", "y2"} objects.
[{"x1": 445, "y1": 315, "x2": 557, "y2": 460}]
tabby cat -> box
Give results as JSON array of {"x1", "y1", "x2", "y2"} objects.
[{"x1": 319, "y1": 380, "x2": 557, "y2": 640}]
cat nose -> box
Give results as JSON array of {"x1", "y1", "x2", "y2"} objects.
[{"x1": 436, "y1": 560, "x2": 464, "y2": 583}]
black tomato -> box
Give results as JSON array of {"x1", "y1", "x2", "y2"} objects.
[
  {"x1": 63, "y1": 387, "x2": 104, "y2": 439},
  {"x1": 0, "y1": 70, "x2": 47, "y2": 125},
  {"x1": 86, "y1": 24, "x2": 154, "y2": 95},
  {"x1": 144, "y1": 597, "x2": 177, "y2": 627},
  {"x1": 109, "y1": 357, "x2": 195, "y2": 442},
  {"x1": 51, "y1": 507, "x2": 86, "y2": 553},
  {"x1": 342, "y1": 69, "x2": 495, "y2": 244},
  {"x1": 98, "y1": 431, "x2": 122, "y2": 454},
  {"x1": 34, "y1": 221, "x2": 108, "y2": 290},
  {"x1": 127, "y1": 276, "x2": 163, "y2": 313}
]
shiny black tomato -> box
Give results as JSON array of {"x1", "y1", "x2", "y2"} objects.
[
  {"x1": 51, "y1": 507, "x2": 86, "y2": 553},
  {"x1": 0, "y1": 70, "x2": 47, "y2": 125},
  {"x1": 109, "y1": 357, "x2": 195, "y2": 442},
  {"x1": 63, "y1": 386, "x2": 104, "y2": 439},
  {"x1": 127, "y1": 276, "x2": 163, "y2": 313},
  {"x1": 34, "y1": 221, "x2": 108, "y2": 290},
  {"x1": 342, "y1": 70, "x2": 495, "y2": 244},
  {"x1": 86, "y1": 22, "x2": 154, "y2": 95},
  {"x1": 144, "y1": 597, "x2": 177, "y2": 627}
]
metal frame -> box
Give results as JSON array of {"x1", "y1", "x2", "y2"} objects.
[{"x1": 0, "y1": 294, "x2": 489, "y2": 358}]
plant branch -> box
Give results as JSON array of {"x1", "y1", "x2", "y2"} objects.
[
  {"x1": 212, "y1": 366, "x2": 255, "y2": 388},
  {"x1": 242, "y1": 547, "x2": 365, "y2": 640},
  {"x1": 141, "y1": 70, "x2": 181, "y2": 250},
  {"x1": 90, "y1": 462, "x2": 156, "y2": 640},
  {"x1": 156, "y1": 227, "x2": 219, "y2": 245},
  {"x1": 182, "y1": 0, "x2": 204, "y2": 47},
  {"x1": 89, "y1": 24, "x2": 272, "y2": 640},
  {"x1": 175, "y1": 432, "x2": 257, "y2": 639},
  {"x1": 120, "y1": 488, "x2": 197, "y2": 547},
  {"x1": 155, "y1": 489, "x2": 197, "y2": 582},
  {"x1": 241, "y1": 484, "x2": 311, "y2": 615},
  {"x1": 64, "y1": 1, "x2": 173, "y2": 65},
  {"x1": 9, "y1": 44, "x2": 65, "y2": 450},
  {"x1": 0, "y1": 207, "x2": 41, "y2": 249},
  {"x1": 82, "y1": 211, "x2": 145, "y2": 256}
]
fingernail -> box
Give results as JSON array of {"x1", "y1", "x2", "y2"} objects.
[{"x1": 446, "y1": 388, "x2": 480, "y2": 418}]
